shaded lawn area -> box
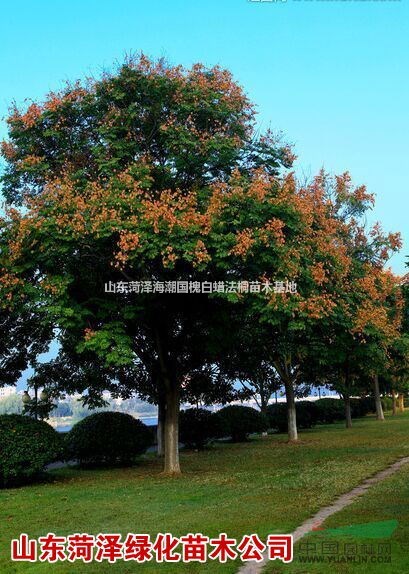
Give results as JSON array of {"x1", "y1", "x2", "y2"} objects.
[
  {"x1": 1, "y1": 412, "x2": 409, "y2": 574},
  {"x1": 267, "y1": 447, "x2": 409, "y2": 574}
]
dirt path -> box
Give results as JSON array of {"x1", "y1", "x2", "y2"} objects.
[{"x1": 237, "y1": 455, "x2": 409, "y2": 574}]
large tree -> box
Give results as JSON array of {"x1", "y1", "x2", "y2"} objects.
[{"x1": 0, "y1": 55, "x2": 295, "y2": 474}]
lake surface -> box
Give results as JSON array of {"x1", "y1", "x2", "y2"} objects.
[{"x1": 55, "y1": 416, "x2": 158, "y2": 433}]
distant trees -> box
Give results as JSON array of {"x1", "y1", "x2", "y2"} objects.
[{"x1": 0, "y1": 394, "x2": 23, "y2": 415}]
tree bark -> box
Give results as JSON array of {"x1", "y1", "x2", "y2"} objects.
[
  {"x1": 399, "y1": 393, "x2": 405, "y2": 412},
  {"x1": 284, "y1": 379, "x2": 298, "y2": 441},
  {"x1": 163, "y1": 381, "x2": 181, "y2": 475},
  {"x1": 373, "y1": 374, "x2": 384, "y2": 421},
  {"x1": 392, "y1": 390, "x2": 397, "y2": 416},
  {"x1": 154, "y1": 324, "x2": 181, "y2": 475},
  {"x1": 344, "y1": 394, "x2": 352, "y2": 429},
  {"x1": 260, "y1": 395, "x2": 268, "y2": 417},
  {"x1": 157, "y1": 396, "x2": 166, "y2": 457}
]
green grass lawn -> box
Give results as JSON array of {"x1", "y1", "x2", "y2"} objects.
[
  {"x1": 267, "y1": 449, "x2": 409, "y2": 574},
  {"x1": 1, "y1": 412, "x2": 409, "y2": 574}
]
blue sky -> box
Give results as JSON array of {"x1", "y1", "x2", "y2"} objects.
[{"x1": 0, "y1": 0, "x2": 408, "y2": 276}]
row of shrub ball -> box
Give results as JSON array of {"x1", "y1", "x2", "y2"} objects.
[
  {"x1": 0, "y1": 412, "x2": 153, "y2": 488},
  {"x1": 180, "y1": 397, "x2": 388, "y2": 448},
  {"x1": 0, "y1": 396, "x2": 390, "y2": 487}
]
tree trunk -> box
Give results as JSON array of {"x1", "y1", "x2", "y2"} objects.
[
  {"x1": 344, "y1": 394, "x2": 352, "y2": 429},
  {"x1": 260, "y1": 395, "x2": 268, "y2": 417},
  {"x1": 392, "y1": 390, "x2": 397, "y2": 416},
  {"x1": 399, "y1": 393, "x2": 405, "y2": 412},
  {"x1": 157, "y1": 396, "x2": 166, "y2": 457},
  {"x1": 154, "y1": 324, "x2": 181, "y2": 475},
  {"x1": 373, "y1": 374, "x2": 384, "y2": 421},
  {"x1": 163, "y1": 381, "x2": 181, "y2": 475},
  {"x1": 284, "y1": 379, "x2": 298, "y2": 441}
]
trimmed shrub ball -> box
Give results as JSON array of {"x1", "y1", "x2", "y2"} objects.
[
  {"x1": 381, "y1": 396, "x2": 393, "y2": 412},
  {"x1": 179, "y1": 408, "x2": 221, "y2": 449},
  {"x1": 215, "y1": 405, "x2": 268, "y2": 442},
  {"x1": 65, "y1": 411, "x2": 152, "y2": 467},
  {"x1": 349, "y1": 397, "x2": 377, "y2": 418},
  {"x1": 267, "y1": 401, "x2": 319, "y2": 433},
  {"x1": 314, "y1": 398, "x2": 345, "y2": 424},
  {"x1": 266, "y1": 403, "x2": 288, "y2": 432},
  {"x1": 292, "y1": 400, "x2": 319, "y2": 429},
  {"x1": 0, "y1": 414, "x2": 63, "y2": 488}
]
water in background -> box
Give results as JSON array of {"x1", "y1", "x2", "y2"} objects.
[{"x1": 56, "y1": 416, "x2": 158, "y2": 433}]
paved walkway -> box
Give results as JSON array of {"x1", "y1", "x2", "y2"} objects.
[{"x1": 237, "y1": 455, "x2": 409, "y2": 574}]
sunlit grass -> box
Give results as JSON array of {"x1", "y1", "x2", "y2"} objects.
[{"x1": 1, "y1": 412, "x2": 409, "y2": 573}]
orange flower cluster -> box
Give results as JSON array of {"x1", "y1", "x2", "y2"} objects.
[
  {"x1": 84, "y1": 328, "x2": 96, "y2": 341},
  {"x1": 298, "y1": 294, "x2": 337, "y2": 320},
  {"x1": 260, "y1": 218, "x2": 285, "y2": 247},
  {"x1": 247, "y1": 170, "x2": 271, "y2": 201},
  {"x1": 142, "y1": 190, "x2": 207, "y2": 234},
  {"x1": 206, "y1": 182, "x2": 228, "y2": 223},
  {"x1": 230, "y1": 229, "x2": 255, "y2": 257},
  {"x1": 44, "y1": 85, "x2": 88, "y2": 113},
  {"x1": 17, "y1": 155, "x2": 43, "y2": 169},
  {"x1": 9, "y1": 102, "x2": 42, "y2": 128},
  {"x1": 310, "y1": 262, "x2": 326, "y2": 286},
  {"x1": 162, "y1": 245, "x2": 177, "y2": 268},
  {"x1": 0, "y1": 272, "x2": 24, "y2": 303},
  {"x1": 193, "y1": 240, "x2": 211, "y2": 266},
  {"x1": 0, "y1": 140, "x2": 17, "y2": 160},
  {"x1": 115, "y1": 231, "x2": 140, "y2": 268}
]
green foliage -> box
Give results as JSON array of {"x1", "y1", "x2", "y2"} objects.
[
  {"x1": 314, "y1": 398, "x2": 345, "y2": 424},
  {"x1": 179, "y1": 408, "x2": 221, "y2": 449},
  {"x1": 215, "y1": 405, "x2": 268, "y2": 442},
  {"x1": 65, "y1": 411, "x2": 152, "y2": 467},
  {"x1": 0, "y1": 414, "x2": 63, "y2": 487},
  {"x1": 0, "y1": 306, "x2": 52, "y2": 388}
]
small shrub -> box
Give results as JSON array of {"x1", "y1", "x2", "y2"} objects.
[
  {"x1": 294, "y1": 401, "x2": 319, "y2": 429},
  {"x1": 350, "y1": 397, "x2": 374, "y2": 418},
  {"x1": 215, "y1": 405, "x2": 268, "y2": 442},
  {"x1": 314, "y1": 398, "x2": 345, "y2": 424},
  {"x1": 0, "y1": 414, "x2": 63, "y2": 488},
  {"x1": 65, "y1": 412, "x2": 152, "y2": 467},
  {"x1": 361, "y1": 396, "x2": 377, "y2": 414},
  {"x1": 179, "y1": 408, "x2": 221, "y2": 449}
]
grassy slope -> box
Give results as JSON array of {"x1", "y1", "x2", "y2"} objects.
[{"x1": 1, "y1": 412, "x2": 409, "y2": 574}]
